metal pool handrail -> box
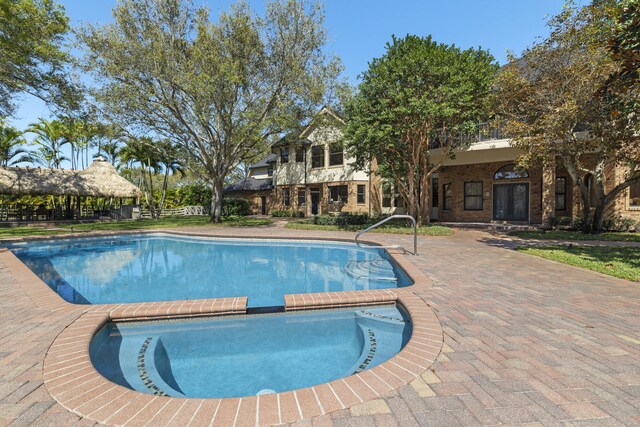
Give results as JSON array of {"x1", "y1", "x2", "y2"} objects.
[{"x1": 355, "y1": 214, "x2": 418, "y2": 255}]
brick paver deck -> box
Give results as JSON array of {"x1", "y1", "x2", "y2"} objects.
[{"x1": 1, "y1": 225, "x2": 639, "y2": 426}]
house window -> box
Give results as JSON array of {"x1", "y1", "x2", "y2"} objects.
[
  {"x1": 630, "y1": 181, "x2": 640, "y2": 208},
  {"x1": 329, "y1": 144, "x2": 343, "y2": 166},
  {"x1": 494, "y1": 164, "x2": 529, "y2": 180},
  {"x1": 267, "y1": 167, "x2": 273, "y2": 177},
  {"x1": 280, "y1": 147, "x2": 289, "y2": 164},
  {"x1": 464, "y1": 181, "x2": 483, "y2": 210},
  {"x1": 329, "y1": 185, "x2": 348, "y2": 203},
  {"x1": 443, "y1": 184, "x2": 452, "y2": 210},
  {"x1": 297, "y1": 188, "x2": 306, "y2": 207},
  {"x1": 295, "y1": 147, "x2": 304, "y2": 163},
  {"x1": 394, "y1": 189, "x2": 404, "y2": 207},
  {"x1": 282, "y1": 188, "x2": 290, "y2": 206},
  {"x1": 432, "y1": 177, "x2": 439, "y2": 207},
  {"x1": 357, "y1": 185, "x2": 366, "y2": 204},
  {"x1": 555, "y1": 177, "x2": 566, "y2": 211},
  {"x1": 382, "y1": 181, "x2": 392, "y2": 208},
  {"x1": 311, "y1": 146, "x2": 324, "y2": 168}
]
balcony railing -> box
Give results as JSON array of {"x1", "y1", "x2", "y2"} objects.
[{"x1": 430, "y1": 123, "x2": 509, "y2": 149}]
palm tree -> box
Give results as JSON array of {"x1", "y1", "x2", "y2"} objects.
[
  {"x1": 121, "y1": 137, "x2": 184, "y2": 218},
  {"x1": 94, "y1": 141, "x2": 122, "y2": 169},
  {"x1": 120, "y1": 136, "x2": 161, "y2": 217},
  {"x1": 27, "y1": 118, "x2": 69, "y2": 169},
  {"x1": 0, "y1": 124, "x2": 31, "y2": 167},
  {"x1": 155, "y1": 139, "x2": 185, "y2": 216}
]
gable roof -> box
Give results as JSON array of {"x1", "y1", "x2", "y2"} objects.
[
  {"x1": 299, "y1": 105, "x2": 345, "y2": 139},
  {"x1": 270, "y1": 106, "x2": 344, "y2": 148}
]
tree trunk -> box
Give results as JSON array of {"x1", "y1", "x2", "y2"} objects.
[
  {"x1": 561, "y1": 152, "x2": 592, "y2": 232},
  {"x1": 590, "y1": 174, "x2": 640, "y2": 233},
  {"x1": 210, "y1": 179, "x2": 224, "y2": 223},
  {"x1": 590, "y1": 204, "x2": 606, "y2": 233},
  {"x1": 419, "y1": 169, "x2": 432, "y2": 226}
]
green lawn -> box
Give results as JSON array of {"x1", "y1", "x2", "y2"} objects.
[
  {"x1": 0, "y1": 216, "x2": 272, "y2": 239},
  {"x1": 510, "y1": 230, "x2": 640, "y2": 242},
  {"x1": 285, "y1": 220, "x2": 453, "y2": 236},
  {"x1": 517, "y1": 245, "x2": 640, "y2": 281}
]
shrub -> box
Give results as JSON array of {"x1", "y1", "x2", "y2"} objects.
[
  {"x1": 271, "y1": 209, "x2": 294, "y2": 217},
  {"x1": 222, "y1": 198, "x2": 251, "y2": 216},
  {"x1": 313, "y1": 213, "x2": 369, "y2": 226}
]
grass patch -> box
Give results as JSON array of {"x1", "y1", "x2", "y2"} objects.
[
  {"x1": 0, "y1": 227, "x2": 68, "y2": 238},
  {"x1": 517, "y1": 245, "x2": 640, "y2": 281},
  {"x1": 0, "y1": 215, "x2": 272, "y2": 239},
  {"x1": 510, "y1": 230, "x2": 640, "y2": 242},
  {"x1": 285, "y1": 220, "x2": 453, "y2": 236}
]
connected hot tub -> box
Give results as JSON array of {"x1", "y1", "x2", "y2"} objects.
[{"x1": 90, "y1": 305, "x2": 412, "y2": 398}]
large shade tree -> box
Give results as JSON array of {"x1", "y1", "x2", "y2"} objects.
[
  {"x1": 0, "y1": 0, "x2": 78, "y2": 117},
  {"x1": 343, "y1": 35, "x2": 497, "y2": 224},
  {"x1": 494, "y1": 0, "x2": 640, "y2": 233},
  {"x1": 78, "y1": 0, "x2": 343, "y2": 222}
]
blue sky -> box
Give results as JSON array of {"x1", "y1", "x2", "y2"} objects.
[{"x1": 10, "y1": 0, "x2": 565, "y2": 132}]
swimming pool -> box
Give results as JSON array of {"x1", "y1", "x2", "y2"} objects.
[
  {"x1": 10, "y1": 233, "x2": 411, "y2": 308},
  {"x1": 90, "y1": 305, "x2": 412, "y2": 398}
]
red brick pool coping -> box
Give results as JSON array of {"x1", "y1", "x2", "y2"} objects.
[{"x1": 0, "y1": 230, "x2": 443, "y2": 426}]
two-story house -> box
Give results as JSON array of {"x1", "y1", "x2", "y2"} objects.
[
  {"x1": 226, "y1": 108, "x2": 640, "y2": 225},
  {"x1": 433, "y1": 127, "x2": 640, "y2": 226},
  {"x1": 226, "y1": 106, "x2": 376, "y2": 216}
]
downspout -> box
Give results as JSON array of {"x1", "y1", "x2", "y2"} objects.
[
  {"x1": 304, "y1": 141, "x2": 308, "y2": 217},
  {"x1": 368, "y1": 154, "x2": 372, "y2": 217}
]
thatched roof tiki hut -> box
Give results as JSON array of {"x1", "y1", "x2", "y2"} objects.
[{"x1": 0, "y1": 157, "x2": 142, "y2": 221}]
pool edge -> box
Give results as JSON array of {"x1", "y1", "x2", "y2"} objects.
[
  {"x1": 43, "y1": 293, "x2": 442, "y2": 426},
  {"x1": 0, "y1": 231, "x2": 442, "y2": 425}
]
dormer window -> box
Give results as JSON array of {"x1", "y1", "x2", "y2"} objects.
[
  {"x1": 329, "y1": 144, "x2": 343, "y2": 166},
  {"x1": 280, "y1": 148, "x2": 289, "y2": 164},
  {"x1": 267, "y1": 167, "x2": 273, "y2": 177}
]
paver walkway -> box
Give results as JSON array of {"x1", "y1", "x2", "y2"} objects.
[{"x1": 1, "y1": 225, "x2": 639, "y2": 426}]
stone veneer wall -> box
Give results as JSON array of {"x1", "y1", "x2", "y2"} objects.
[{"x1": 275, "y1": 181, "x2": 371, "y2": 215}]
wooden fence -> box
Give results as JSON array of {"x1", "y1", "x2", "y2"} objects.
[{"x1": 139, "y1": 205, "x2": 206, "y2": 219}]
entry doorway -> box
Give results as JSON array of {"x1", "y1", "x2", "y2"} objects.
[
  {"x1": 493, "y1": 183, "x2": 529, "y2": 221},
  {"x1": 310, "y1": 188, "x2": 321, "y2": 215},
  {"x1": 260, "y1": 196, "x2": 267, "y2": 215}
]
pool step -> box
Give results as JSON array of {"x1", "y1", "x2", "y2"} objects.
[
  {"x1": 344, "y1": 260, "x2": 398, "y2": 282},
  {"x1": 117, "y1": 336, "x2": 185, "y2": 398},
  {"x1": 348, "y1": 307, "x2": 410, "y2": 375}
]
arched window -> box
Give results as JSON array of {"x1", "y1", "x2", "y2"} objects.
[{"x1": 493, "y1": 164, "x2": 529, "y2": 180}]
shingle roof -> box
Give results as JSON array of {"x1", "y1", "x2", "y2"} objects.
[
  {"x1": 224, "y1": 177, "x2": 273, "y2": 193},
  {"x1": 248, "y1": 154, "x2": 277, "y2": 170}
]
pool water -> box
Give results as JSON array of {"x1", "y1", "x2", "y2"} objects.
[
  {"x1": 10, "y1": 234, "x2": 411, "y2": 308},
  {"x1": 90, "y1": 305, "x2": 412, "y2": 398}
]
